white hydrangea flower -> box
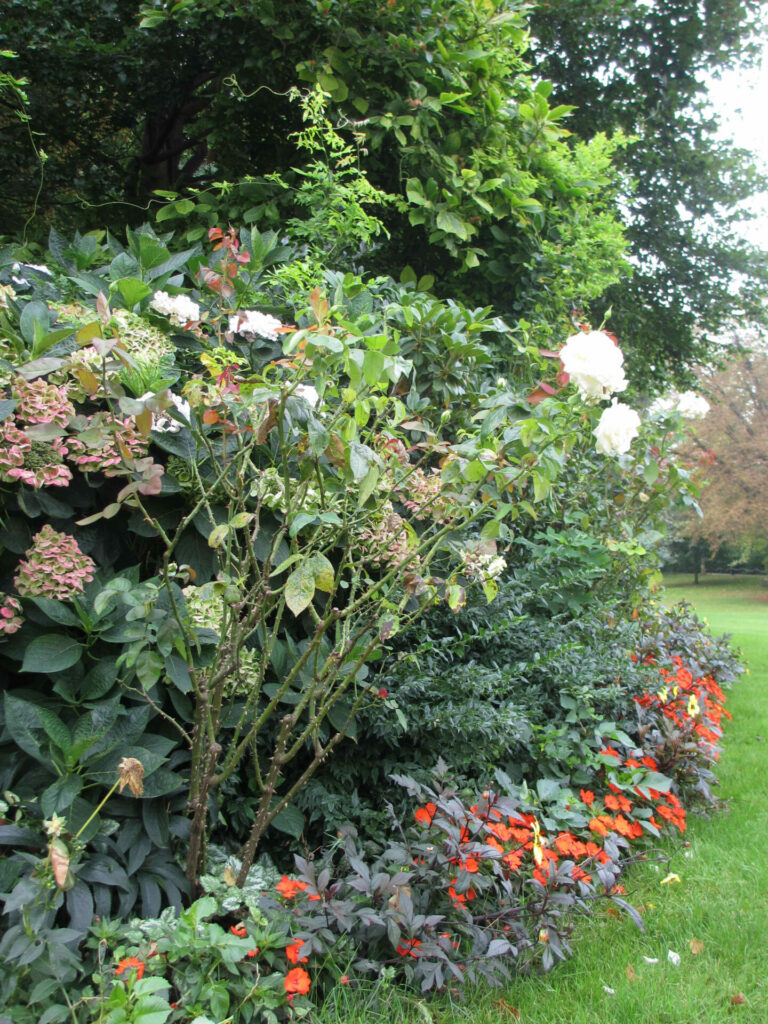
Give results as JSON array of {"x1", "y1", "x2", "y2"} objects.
[
  {"x1": 228, "y1": 310, "x2": 283, "y2": 340},
  {"x1": 560, "y1": 330, "x2": 628, "y2": 404},
  {"x1": 150, "y1": 290, "x2": 199, "y2": 326},
  {"x1": 594, "y1": 399, "x2": 641, "y2": 456},
  {"x1": 676, "y1": 390, "x2": 710, "y2": 419}
]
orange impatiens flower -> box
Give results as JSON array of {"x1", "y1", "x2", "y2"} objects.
[
  {"x1": 276, "y1": 875, "x2": 309, "y2": 899},
  {"x1": 396, "y1": 937, "x2": 423, "y2": 958},
  {"x1": 414, "y1": 802, "x2": 437, "y2": 826},
  {"x1": 286, "y1": 939, "x2": 309, "y2": 965},
  {"x1": 230, "y1": 924, "x2": 247, "y2": 937},
  {"x1": 116, "y1": 956, "x2": 145, "y2": 979},
  {"x1": 284, "y1": 967, "x2": 311, "y2": 995}
]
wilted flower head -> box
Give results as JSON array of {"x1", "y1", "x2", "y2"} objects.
[
  {"x1": 150, "y1": 290, "x2": 200, "y2": 326},
  {"x1": 43, "y1": 813, "x2": 66, "y2": 838},
  {"x1": 593, "y1": 400, "x2": 641, "y2": 456},
  {"x1": 228, "y1": 309, "x2": 283, "y2": 340},
  {"x1": 117, "y1": 757, "x2": 145, "y2": 797},
  {"x1": 560, "y1": 330, "x2": 628, "y2": 404},
  {"x1": 14, "y1": 525, "x2": 96, "y2": 600}
]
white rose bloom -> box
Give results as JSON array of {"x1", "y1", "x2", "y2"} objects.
[
  {"x1": 228, "y1": 310, "x2": 283, "y2": 340},
  {"x1": 293, "y1": 384, "x2": 319, "y2": 407},
  {"x1": 560, "y1": 330, "x2": 628, "y2": 404},
  {"x1": 648, "y1": 395, "x2": 677, "y2": 418},
  {"x1": 594, "y1": 400, "x2": 641, "y2": 456},
  {"x1": 150, "y1": 291, "x2": 199, "y2": 326},
  {"x1": 676, "y1": 390, "x2": 710, "y2": 419}
]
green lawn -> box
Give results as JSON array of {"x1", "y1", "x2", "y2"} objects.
[{"x1": 321, "y1": 575, "x2": 768, "y2": 1023}]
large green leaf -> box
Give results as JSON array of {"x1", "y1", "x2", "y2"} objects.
[
  {"x1": 21, "y1": 634, "x2": 83, "y2": 674},
  {"x1": 285, "y1": 562, "x2": 316, "y2": 615}
]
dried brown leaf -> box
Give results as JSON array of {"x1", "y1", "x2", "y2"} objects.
[
  {"x1": 626, "y1": 962, "x2": 637, "y2": 981},
  {"x1": 689, "y1": 938, "x2": 704, "y2": 955}
]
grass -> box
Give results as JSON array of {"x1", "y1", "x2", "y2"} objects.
[{"x1": 318, "y1": 575, "x2": 768, "y2": 1023}]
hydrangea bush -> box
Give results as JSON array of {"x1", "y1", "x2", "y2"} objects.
[{"x1": 0, "y1": 224, "x2": 725, "y2": 1022}]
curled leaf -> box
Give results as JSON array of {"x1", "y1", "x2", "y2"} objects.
[
  {"x1": 689, "y1": 938, "x2": 704, "y2": 955},
  {"x1": 50, "y1": 839, "x2": 71, "y2": 888}
]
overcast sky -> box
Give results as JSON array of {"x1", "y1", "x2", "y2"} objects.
[{"x1": 706, "y1": 35, "x2": 768, "y2": 248}]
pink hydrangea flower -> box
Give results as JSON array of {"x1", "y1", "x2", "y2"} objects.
[
  {"x1": 395, "y1": 467, "x2": 451, "y2": 522},
  {"x1": 0, "y1": 422, "x2": 73, "y2": 488},
  {"x1": 0, "y1": 593, "x2": 23, "y2": 635},
  {"x1": 12, "y1": 377, "x2": 75, "y2": 426},
  {"x1": 14, "y1": 525, "x2": 96, "y2": 601},
  {"x1": 66, "y1": 414, "x2": 149, "y2": 476}
]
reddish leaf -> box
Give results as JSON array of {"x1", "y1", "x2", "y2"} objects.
[
  {"x1": 731, "y1": 993, "x2": 746, "y2": 1006},
  {"x1": 626, "y1": 962, "x2": 637, "y2": 982},
  {"x1": 689, "y1": 938, "x2": 704, "y2": 954}
]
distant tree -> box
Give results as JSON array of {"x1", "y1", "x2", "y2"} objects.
[
  {"x1": 682, "y1": 330, "x2": 768, "y2": 558},
  {"x1": 529, "y1": 0, "x2": 768, "y2": 386}
]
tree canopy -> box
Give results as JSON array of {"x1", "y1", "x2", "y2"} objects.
[
  {"x1": 528, "y1": 0, "x2": 768, "y2": 385},
  {"x1": 2, "y1": 0, "x2": 766, "y2": 380}
]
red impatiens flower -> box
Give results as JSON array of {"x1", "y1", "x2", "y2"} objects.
[
  {"x1": 286, "y1": 939, "x2": 309, "y2": 965},
  {"x1": 284, "y1": 967, "x2": 311, "y2": 995},
  {"x1": 276, "y1": 875, "x2": 309, "y2": 899},
  {"x1": 116, "y1": 956, "x2": 145, "y2": 979},
  {"x1": 230, "y1": 924, "x2": 247, "y2": 937},
  {"x1": 580, "y1": 788, "x2": 595, "y2": 806}
]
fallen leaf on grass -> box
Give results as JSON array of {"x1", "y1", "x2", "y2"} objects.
[
  {"x1": 689, "y1": 938, "x2": 704, "y2": 955},
  {"x1": 493, "y1": 1001, "x2": 521, "y2": 1020},
  {"x1": 605, "y1": 906, "x2": 621, "y2": 919},
  {"x1": 667, "y1": 950, "x2": 681, "y2": 966},
  {"x1": 626, "y1": 962, "x2": 637, "y2": 982},
  {"x1": 643, "y1": 956, "x2": 659, "y2": 964},
  {"x1": 731, "y1": 993, "x2": 746, "y2": 1006},
  {"x1": 661, "y1": 872, "x2": 681, "y2": 885},
  {"x1": 603, "y1": 986, "x2": 616, "y2": 996}
]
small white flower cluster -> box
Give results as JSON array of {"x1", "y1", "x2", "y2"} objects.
[
  {"x1": 461, "y1": 549, "x2": 507, "y2": 581},
  {"x1": 228, "y1": 310, "x2": 283, "y2": 340},
  {"x1": 593, "y1": 399, "x2": 642, "y2": 456},
  {"x1": 138, "y1": 392, "x2": 191, "y2": 433},
  {"x1": 649, "y1": 390, "x2": 709, "y2": 420},
  {"x1": 150, "y1": 290, "x2": 200, "y2": 326},
  {"x1": 559, "y1": 330, "x2": 628, "y2": 404}
]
